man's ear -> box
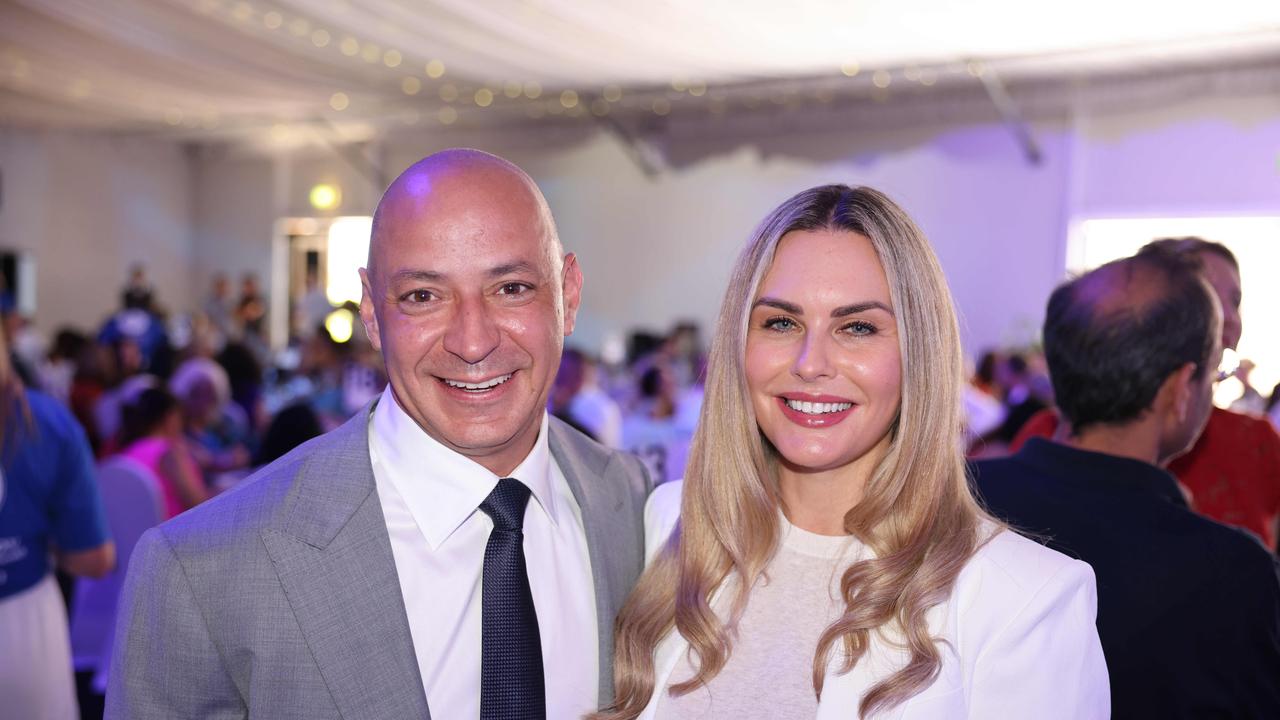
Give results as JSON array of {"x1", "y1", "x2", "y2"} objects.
[
  {"x1": 358, "y1": 268, "x2": 382, "y2": 352},
  {"x1": 1163, "y1": 362, "x2": 1198, "y2": 423},
  {"x1": 561, "y1": 252, "x2": 583, "y2": 337}
]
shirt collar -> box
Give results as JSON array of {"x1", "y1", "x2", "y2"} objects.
[
  {"x1": 369, "y1": 386, "x2": 561, "y2": 550},
  {"x1": 1014, "y1": 437, "x2": 1188, "y2": 507}
]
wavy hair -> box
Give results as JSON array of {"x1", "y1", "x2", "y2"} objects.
[{"x1": 595, "y1": 185, "x2": 996, "y2": 719}]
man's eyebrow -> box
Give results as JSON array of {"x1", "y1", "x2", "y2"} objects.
[
  {"x1": 386, "y1": 261, "x2": 537, "y2": 285},
  {"x1": 487, "y1": 261, "x2": 537, "y2": 279},
  {"x1": 388, "y1": 269, "x2": 445, "y2": 285}
]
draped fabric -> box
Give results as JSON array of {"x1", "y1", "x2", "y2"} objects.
[{"x1": 1, "y1": 0, "x2": 1278, "y2": 140}]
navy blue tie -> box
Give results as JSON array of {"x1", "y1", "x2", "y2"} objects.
[{"x1": 478, "y1": 478, "x2": 546, "y2": 720}]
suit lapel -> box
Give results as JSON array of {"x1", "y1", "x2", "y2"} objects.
[
  {"x1": 260, "y1": 407, "x2": 431, "y2": 720},
  {"x1": 549, "y1": 418, "x2": 646, "y2": 707}
]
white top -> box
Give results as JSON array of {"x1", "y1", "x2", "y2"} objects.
[
  {"x1": 367, "y1": 387, "x2": 598, "y2": 720},
  {"x1": 641, "y1": 481, "x2": 1110, "y2": 720},
  {"x1": 655, "y1": 516, "x2": 864, "y2": 720}
]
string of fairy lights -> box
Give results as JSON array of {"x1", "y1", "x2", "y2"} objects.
[{"x1": 0, "y1": 0, "x2": 1005, "y2": 135}]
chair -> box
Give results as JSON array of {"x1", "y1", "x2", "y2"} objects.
[{"x1": 69, "y1": 455, "x2": 165, "y2": 693}]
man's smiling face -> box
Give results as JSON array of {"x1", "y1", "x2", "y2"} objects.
[{"x1": 360, "y1": 153, "x2": 582, "y2": 475}]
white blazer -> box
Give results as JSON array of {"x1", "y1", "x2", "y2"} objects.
[{"x1": 639, "y1": 481, "x2": 1110, "y2": 719}]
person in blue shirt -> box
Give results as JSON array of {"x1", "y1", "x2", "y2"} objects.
[{"x1": 0, "y1": 329, "x2": 114, "y2": 720}]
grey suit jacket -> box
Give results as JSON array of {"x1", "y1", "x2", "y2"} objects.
[{"x1": 105, "y1": 406, "x2": 652, "y2": 720}]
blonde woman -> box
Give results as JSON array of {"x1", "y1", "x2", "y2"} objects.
[{"x1": 596, "y1": 186, "x2": 1109, "y2": 719}]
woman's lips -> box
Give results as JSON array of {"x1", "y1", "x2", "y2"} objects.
[{"x1": 776, "y1": 395, "x2": 855, "y2": 428}]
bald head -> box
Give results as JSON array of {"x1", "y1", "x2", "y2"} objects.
[
  {"x1": 366, "y1": 149, "x2": 561, "y2": 287},
  {"x1": 1042, "y1": 251, "x2": 1221, "y2": 433}
]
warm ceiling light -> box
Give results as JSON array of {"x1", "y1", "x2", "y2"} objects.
[
  {"x1": 426, "y1": 59, "x2": 445, "y2": 78},
  {"x1": 560, "y1": 90, "x2": 578, "y2": 108},
  {"x1": 311, "y1": 29, "x2": 330, "y2": 47},
  {"x1": 329, "y1": 92, "x2": 349, "y2": 110},
  {"x1": 401, "y1": 77, "x2": 421, "y2": 95},
  {"x1": 523, "y1": 81, "x2": 543, "y2": 99},
  {"x1": 603, "y1": 85, "x2": 622, "y2": 102},
  {"x1": 475, "y1": 88, "x2": 494, "y2": 107},
  {"x1": 324, "y1": 308, "x2": 354, "y2": 343},
  {"x1": 309, "y1": 184, "x2": 342, "y2": 211},
  {"x1": 339, "y1": 37, "x2": 359, "y2": 56},
  {"x1": 503, "y1": 81, "x2": 522, "y2": 98},
  {"x1": 872, "y1": 70, "x2": 892, "y2": 88},
  {"x1": 383, "y1": 50, "x2": 402, "y2": 68},
  {"x1": 841, "y1": 61, "x2": 861, "y2": 77}
]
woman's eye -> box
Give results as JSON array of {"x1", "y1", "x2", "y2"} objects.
[
  {"x1": 844, "y1": 321, "x2": 876, "y2": 336},
  {"x1": 763, "y1": 316, "x2": 798, "y2": 332}
]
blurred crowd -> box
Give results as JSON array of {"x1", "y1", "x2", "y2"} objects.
[
  {"x1": 4, "y1": 265, "x2": 385, "y2": 523},
  {"x1": 8, "y1": 259, "x2": 1279, "y2": 533}
]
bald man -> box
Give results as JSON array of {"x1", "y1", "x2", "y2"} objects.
[{"x1": 107, "y1": 150, "x2": 653, "y2": 720}]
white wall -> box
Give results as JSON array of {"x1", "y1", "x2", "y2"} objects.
[{"x1": 0, "y1": 129, "x2": 191, "y2": 335}]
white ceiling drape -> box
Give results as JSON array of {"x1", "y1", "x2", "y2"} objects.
[{"x1": 2, "y1": 0, "x2": 1278, "y2": 145}]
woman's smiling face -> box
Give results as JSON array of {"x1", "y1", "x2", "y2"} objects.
[{"x1": 745, "y1": 228, "x2": 902, "y2": 479}]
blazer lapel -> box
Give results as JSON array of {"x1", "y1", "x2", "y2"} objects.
[
  {"x1": 260, "y1": 407, "x2": 431, "y2": 720},
  {"x1": 549, "y1": 418, "x2": 647, "y2": 707}
]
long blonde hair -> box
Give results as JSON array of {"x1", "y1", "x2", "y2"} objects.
[{"x1": 596, "y1": 185, "x2": 995, "y2": 719}]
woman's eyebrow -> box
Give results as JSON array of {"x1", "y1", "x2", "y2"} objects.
[
  {"x1": 832, "y1": 301, "x2": 894, "y2": 318},
  {"x1": 752, "y1": 297, "x2": 802, "y2": 314}
]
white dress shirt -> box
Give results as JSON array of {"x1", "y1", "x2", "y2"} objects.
[{"x1": 368, "y1": 388, "x2": 598, "y2": 720}]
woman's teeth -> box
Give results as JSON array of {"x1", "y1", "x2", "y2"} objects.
[{"x1": 784, "y1": 399, "x2": 853, "y2": 415}]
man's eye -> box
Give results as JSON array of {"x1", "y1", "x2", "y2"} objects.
[
  {"x1": 498, "y1": 282, "x2": 532, "y2": 296},
  {"x1": 402, "y1": 289, "x2": 434, "y2": 303}
]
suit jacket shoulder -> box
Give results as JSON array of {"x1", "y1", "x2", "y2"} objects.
[
  {"x1": 160, "y1": 407, "x2": 373, "y2": 550},
  {"x1": 107, "y1": 407, "x2": 429, "y2": 720}
]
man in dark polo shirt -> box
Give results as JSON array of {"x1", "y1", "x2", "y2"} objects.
[{"x1": 973, "y1": 249, "x2": 1280, "y2": 718}]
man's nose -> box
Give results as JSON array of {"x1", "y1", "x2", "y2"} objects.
[{"x1": 442, "y1": 295, "x2": 501, "y2": 364}]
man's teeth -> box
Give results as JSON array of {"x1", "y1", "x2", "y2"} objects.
[
  {"x1": 784, "y1": 399, "x2": 853, "y2": 415},
  {"x1": 444, "y1": 373, "x2": 513, "y2": 391}
]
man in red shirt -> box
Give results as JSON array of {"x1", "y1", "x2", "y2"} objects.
[{"x1": 1012, "y1": 237, "x2": 1280, "y2": 550}]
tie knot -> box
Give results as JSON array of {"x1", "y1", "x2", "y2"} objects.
[{"x1": 479, "y1": 478, "x2": 531, "y2": 532}]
